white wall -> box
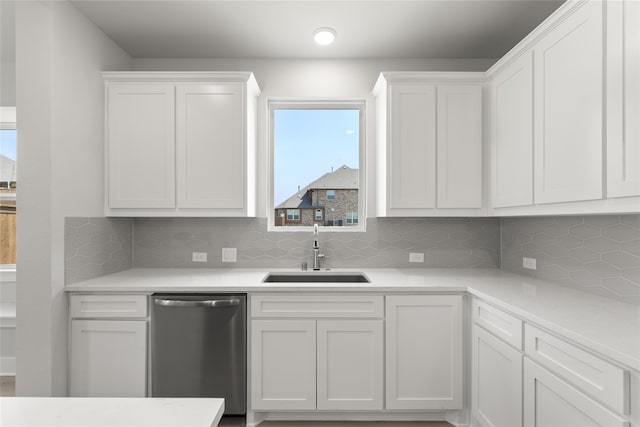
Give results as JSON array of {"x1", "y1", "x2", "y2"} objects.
[
  {"x1": 133, "y1": 58, "x2": 494, "y2": 218},
  {"x1": 1, "y1": 60, "x2": 16, "y2": 106},
  {"x1": 15, "y1": 1, "x2": 131, "y2": 395}
]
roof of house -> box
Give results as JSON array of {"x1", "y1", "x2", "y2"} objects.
[
  {"x1": 276, "y1": 165, "x2": 358, "y2": 209},
  {"x1": 0, "y1": 154, "x2": 17, "y2": 182}
]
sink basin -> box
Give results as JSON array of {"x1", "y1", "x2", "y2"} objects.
[{"x1": 262, "y1": 272, "x2": 370, "y2": 283}]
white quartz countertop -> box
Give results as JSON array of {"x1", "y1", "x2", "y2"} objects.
[
  {"x1": 0, "y1": 397, "x2": 224, "y2": 427},
  {"x1": 65, "y1": 267, "x2": 640, "y2": 372}
]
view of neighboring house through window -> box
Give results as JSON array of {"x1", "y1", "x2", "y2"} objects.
[
  {"x1": 272, "y1": 103, "x2": 363, "y2": 229},
  {"x1": 0, "y1": 128, "x2": 17, "y2": 265}
]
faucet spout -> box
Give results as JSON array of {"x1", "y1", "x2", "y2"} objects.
[{"x1": 312, "y1": 224, "x2": 325, "y2": 270}]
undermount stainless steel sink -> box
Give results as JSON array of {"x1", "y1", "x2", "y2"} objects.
[{"x1": 262, "y1": 272, "x2": 370, "y2": 283}]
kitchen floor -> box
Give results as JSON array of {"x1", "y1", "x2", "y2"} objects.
[{"x1": 0, "y1": 376, "x2": 15, "y2": 396}]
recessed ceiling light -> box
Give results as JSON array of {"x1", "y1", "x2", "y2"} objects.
[{"x1": 313, "y1": 27, "x2": 336, "y2": 46}]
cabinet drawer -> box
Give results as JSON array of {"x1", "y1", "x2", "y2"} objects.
[
  {"x1": 70, "y1": 295, "x2": 148, "y2": 319},
  {"x1": 472, "y1": 299, "x2": 523, "y2": 350},
  {"x1": 251, "y1": 295, "x2": 383, "y2": 318},
  {"x1": 524, "y1": 324, "x2": 629, "y2": 415}
]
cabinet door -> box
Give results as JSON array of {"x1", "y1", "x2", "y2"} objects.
[
  {"x1": 607, "y1": 0, "x2": 640, "y2": 198},
  {"x1": 472, "y1": 325, "x2": 523, "y2": 427},
  {"x1": 176, "y1": 84, "x2": 245, "y2": 209},
  {"x1": 251, "y1": 320, "x2": 316, "y2": 410},
  {"x1": 388, "y1": 83, "x2": 437, "y2": 210},
  {"x1": 490, "y1": 52, "x2": 534, "y2": 208},
  {"x1": 317, "y1": 320, "x2": 383, "y2": 411},
  {"x1": 533, "y1": 1, "x2": 604, "y2": 204},
  {"x1": 107, "y1": 84, "x2": 175, "y2": 209},
  {"x1": 523, "y1": 358, "x2": 628, "y2": 427},
  {"x1": 70, "y1": 320, "x2": 147, "y2": 397},
  {"x1": 385, "y1": 295, "x2": 463, "y2": 410},
  {"x1": 437, "y1": 84, "x2": 482, "y2": 208}
]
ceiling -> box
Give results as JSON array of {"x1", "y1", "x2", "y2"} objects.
[{"x1": 66, "y1": 0, "x2": 565, "y2": 60}]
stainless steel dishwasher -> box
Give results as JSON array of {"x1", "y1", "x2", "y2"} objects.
[{"x1": 151, "y1": 294, "x2": 246, "y2": 415}]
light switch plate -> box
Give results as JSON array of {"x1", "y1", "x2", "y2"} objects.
[
  {"x1": 192, "y1": 252, "x2": 207, "y2": 262},
  {"x1": 523, "y1": 257, "x2": 537, "y2": 270},
  {"x1": 409, "y1": 252, "x2": 425, "y2": 263},
  {"x1": 222, "y1": 248, "x2": 237, "y2": 263}
]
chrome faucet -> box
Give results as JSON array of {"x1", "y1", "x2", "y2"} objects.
[{"x1": 312, "y1": 224, "x2": 326, "y2": 270}]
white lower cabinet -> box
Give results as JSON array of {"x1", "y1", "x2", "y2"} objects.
[
  {"x1": 317, "y1": 320, "x2": 384, "y2": 411},
  {"x1": 472, "y1": 325, "x2": 523, "y2": 427},
  {"x1": 523, "y1": 358, "x2": 628, "y2": 427},
  {"x1": 385, "y1": 294, "x2": 463, "y2": 410},
  {"x1": 70, "y1": 320, "x2": 147, "y2": 397},
  {"x1": 250, "y1": 320, "x2": 317, "y2": 410},
  {"x1": 250, "y1": 295, "x2": 384, "y2": 412},
  {"x1": 69, "y1": 294, "x2": 148, "y2": 397}
]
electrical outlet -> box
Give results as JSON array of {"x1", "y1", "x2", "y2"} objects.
[
  {"x1": 192, "y1": 252, "x2": 207, "y2": 262},
  {"x1": 222, "y1": 248, "x2": 237, "y2": 263},
  {"x1": 523, "y1": 257, "x2": 537, "y2": 270},
  {"x1": 409, "y1": 252, "x2": 425, "y2": 263}
]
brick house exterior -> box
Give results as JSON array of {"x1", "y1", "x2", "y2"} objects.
[{"x1": 275, "y1": 166, "x2": 358, "y2": 227}]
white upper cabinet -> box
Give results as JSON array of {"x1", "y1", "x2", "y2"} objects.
[
  {"x1": 607, "y1": 0, "x2": 640, "y2": 198},
  {"x1": 104, "y1": 72, "x2": 260, "y2": 217},
  {"x1": 373, "y1": 73, "x2": 485, "y2": 217},
  {"x1": 437, "y1": 84, "x2": 483, "y2": 208},
  {"x1": 388, "y1": 83, "x2": 437, "y2": 210},
  {"x1": 533, "y1": 0, "x2": 604, "y2": 204},
  {"x1": 489, "y1": 51, "x2": 534, "y2": 208},
  {"x1": 176, "y1": 84, "x2": 245, "y2": 209},
  {"x1": 107, "y1": 84, "x2": 176, "y2": 209}
]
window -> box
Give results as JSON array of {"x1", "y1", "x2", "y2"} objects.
[
  {"x1": 286, "y1": 209, "x2": 300, "y2": 221},
  {"x1": 270, "y1": 101, "x2": 365, "y2": 231},
  {"x1": 0, "y1": 107, "x2": 16, "y2": 267},
  {"x1": 346, "y1": 211, "x2": 358, "y2": 225}
]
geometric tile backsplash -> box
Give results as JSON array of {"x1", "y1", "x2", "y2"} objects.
[
  {"x1": 133, "y1": 217, "x2": 501, "y2": 270},
  {"x1": 501, "y1": 214, "x2": 640, "y2": 304},
  {"x1": 64, "y1": 214, "x2": 640, "y2": 304},
  {"x1": 64, "y1": 217, "x2": 133, "y2": 284}
]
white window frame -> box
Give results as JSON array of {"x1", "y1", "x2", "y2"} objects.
[
  {"x1": 0, "y1": 106, "x2": 17, "y2": 273},
  {"x1": 268, "y1": 100, "x2": 366, "y2": 232},
  {"x1": 315, "y1": 209, "x2": 323, "y2": 220},
  {"x1": 326, "y1": 190, "x2": 336, "y2": 200}
]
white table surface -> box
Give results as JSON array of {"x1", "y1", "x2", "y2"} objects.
[{"x1": 0, "y1": 397, "x2": 224, "y2": 427}]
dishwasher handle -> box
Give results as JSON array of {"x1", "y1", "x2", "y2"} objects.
[{"x1": 154, "y1": 298, "x2": 241, "y2": 308}]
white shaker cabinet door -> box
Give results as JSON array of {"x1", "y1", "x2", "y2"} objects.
[
  {"x1": 523, "y1": 358, "x2": 628, "y2": 427},
  {"x1": 107, "y1": 84, "x2": 176, "y2": 209},
  {"x1": 388, "y1": 83, "x2": 437, "y2": 210},
  {"x1": 437, "y1": 84, "x2": 483, "y2": 208},
  {"x1": 316, "y1": 320, "x2": 383, "y2": 411},
  {"x1": 607, "y1": 0, "x2": 640, "y2": 198},
  {"x1": 533, "y1": 0, "x2": 604, "y2": 204},
  {"x1": 176, "y1": 84, "x2": 245, "y2": 209},
  {"x1": 251, "y1": 320, "x2": 316, "y2": 411},
  {"x1": 490, "y1": 52, "x2": 534, "y2": 208},
  {"x1": 385, "y1": 295, "x2": 463, "y2": 410},
  {"x1": 472, "y1": 325, "x2": 523, "y2": 427},
  {"x1": 70, "y1": 320, "x2": 147, "y2": 397}
]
